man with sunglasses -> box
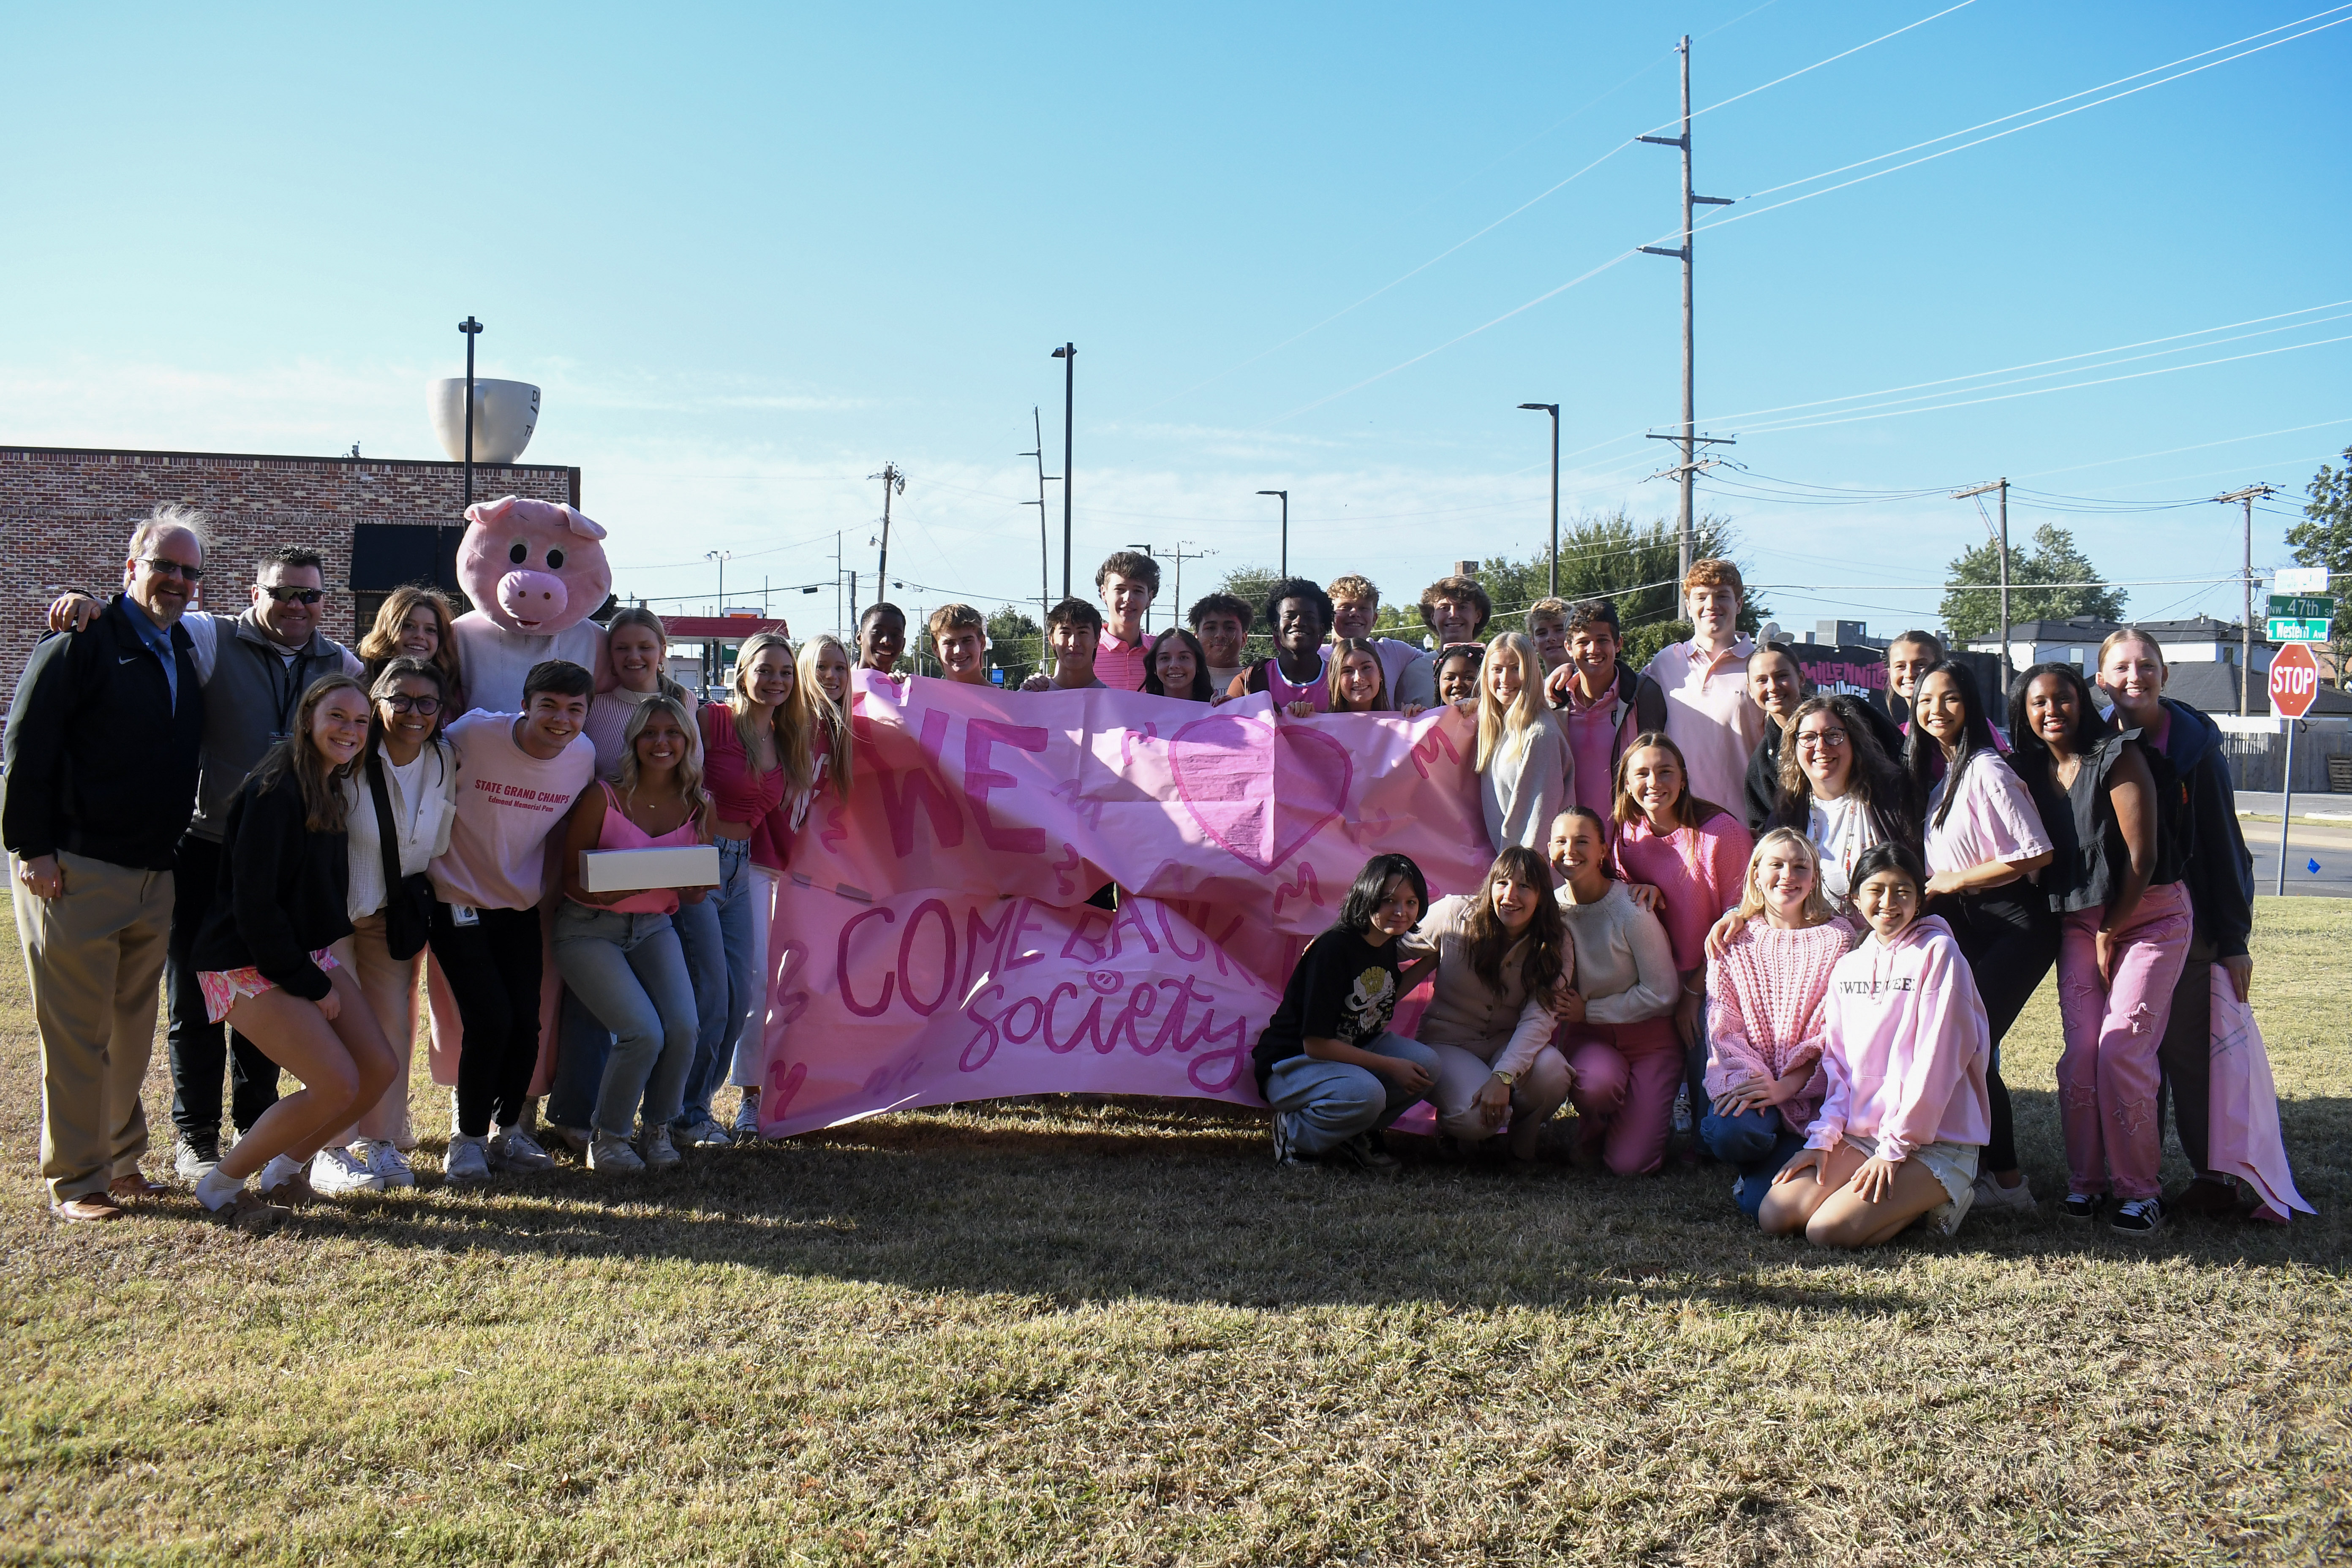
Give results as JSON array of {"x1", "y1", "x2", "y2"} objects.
[
  {"x1": 5, "y1": 507, "x2": 209, "y2": 1219},
  {"x1": 50, "y1": 544, "x2": 363, "y2": 1179}
]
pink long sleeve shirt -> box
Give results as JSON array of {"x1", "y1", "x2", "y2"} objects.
[
  {"x1": 1611, "y1": 809, "x2": 1754, "y2": 976},
  {"x1": 1808, "y1": 914, "x2": 1991, "y2": 1163},
  {"x1": 1703, "y1": 915, "x2": 1856, "y2": 1134}
]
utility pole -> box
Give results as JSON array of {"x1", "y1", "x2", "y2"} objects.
[
  {"x1": 1519, "y1": 402, "x2": 1560, "y2": 598},
  {"x1": 1954, "y1": 479, "x2": 2011, "y2": 693},
  {"x1": 705, "y1": 549, "x2": 730, "y2": 619},
  {"x1": 458, "y1": 315, "x2": 482, "y2": 511},
  {"x1": 1258, "y1": 489, "x2": 1290, "y2": 579},
  {"x1": 1638, "y1": 36, "x2": 1735, "y2": 581},
  {"x1": 1021, "y1": 407, "x2": 1058, "y2": 628},
  {"x1": 870, "y1": 464, "x2": 906, "y2": 609},
  {"x1": 1126, "y1": 542, "x2": 1214, "y2": 635},
  {"x1": 2216, "y1": 484, "x2": 2281, "y2": 716},
  {"x1": 1052, "y1": 344, "x2": 1076, "y2": 598},
  {"x1": 835, "y1": 531, "x2": 843, "y2": 635}
]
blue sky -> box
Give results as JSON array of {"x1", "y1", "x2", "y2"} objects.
[{"x1": 3, "y1": 1, "x2": 2347, "y2": 640}]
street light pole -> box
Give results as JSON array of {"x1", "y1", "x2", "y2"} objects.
[
  {"x1": 1052, "y1": 344, "x2": 1076, "y2": 598},
  {"x1": 458, "y1": 316, "x2": 482, "y2": 511},
  {"x1": 1258, "y1": 490, "x2": 1290, "y2": 579},
  {"x1": 1519, "y1": 403, "x2": 1560, "y2": 598},
  {"x1": 705, "y1": 549, "x2": 730, "y2": 619}
]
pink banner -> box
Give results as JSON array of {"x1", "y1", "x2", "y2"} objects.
[{"x1": 754, "y1": 676, "x2": 1488, "y2": 1136}]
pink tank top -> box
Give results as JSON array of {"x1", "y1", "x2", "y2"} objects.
[
  {"x1": 590, "y1": 782, "x2": 702, "y2": 915},
  {"x1": 1264, "y1": 652, "x2": 1330, "y2": 711}
]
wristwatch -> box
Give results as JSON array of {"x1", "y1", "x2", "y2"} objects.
[{"x1": 1492, "y1": 1069, "x2": 1517, "y2": 1087}]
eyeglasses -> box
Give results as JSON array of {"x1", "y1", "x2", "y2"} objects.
[
  {"x1": 264, "y1": 586, "x2": 324, "y2": 605},
  {"x1": 139, "y1": 557, "x2": 204, "y2": 582},
  {"x1": 381, "y1": 694, "x2": 443, "y2": 716},
  {"x1": 1795, "y1": 729, "x2": 1850, "y2": 750}
]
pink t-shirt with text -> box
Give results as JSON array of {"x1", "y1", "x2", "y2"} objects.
[{"x1": 431, "y1": 709, "x2": 596, "y2": 911}]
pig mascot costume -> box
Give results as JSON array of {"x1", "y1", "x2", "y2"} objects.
[
  {"x1": 450, "y1": 494, "x2": 613, "y2": 709},
  {"x1": 425, "y1": 496, "x2": 615, "y2": 1124}
]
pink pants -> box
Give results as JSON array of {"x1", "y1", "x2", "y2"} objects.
[
  {"x1": 1564, "y1": 1015, "x2": 1682, "y2": 1175},
  {"x1": 2056, "y1": 880, "x2": 2191, "y2": 1201}
]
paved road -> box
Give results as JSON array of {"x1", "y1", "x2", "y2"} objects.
[
  {"x1": 2235, "y1": 791, "x2": 2352, "y2": 821},
  {"x1": 2242, "y1": 815, "x2": 2352, "y2": 899}
]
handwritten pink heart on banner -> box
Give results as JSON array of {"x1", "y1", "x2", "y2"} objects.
[{"x1": 1168, "y1": 712, "x2": 1353, "y2": 874}]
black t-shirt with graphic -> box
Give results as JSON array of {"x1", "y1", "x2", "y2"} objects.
[{"x1": 1250, "y1": 927, "x2": 1403, "y2": 1092}]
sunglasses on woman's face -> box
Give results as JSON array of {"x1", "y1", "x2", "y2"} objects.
[{"x1": 381, "y1": 694, "x2": 442, "y2": 716}]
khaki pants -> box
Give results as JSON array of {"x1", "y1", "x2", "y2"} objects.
[
  {"x1": 326, "y1": 912, "x2": 421, "y2": 1145},
  {"x1": 12, "y1": 851, "x2": 172, "y2": 1204}
]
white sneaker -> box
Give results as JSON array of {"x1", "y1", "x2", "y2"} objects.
[
  {"x1": 1972, "y1": 1173, "x2": 2037, "y2": 1214},
  {"x1": 173, "y1": 1140, "x2": 220, "y2": 1182},
  {"x1": 490, "y1": 1125, "x2": 554, "y2": 1173},
  {"x1": 640, "y1": 1125, "x2": 681, "y2": 1169},
  {"x1": 309, "y1": 1144, "x2": 384, "y2": 1197},
  {"x1": 587, "y1": 1136, "x2": 645, "y2": 1173},
  {"x1": 731, "y1": 1094, "x2": 762, "y2": 1139},
  {"x1": 681, "y1": 1116, "x2": 733, "y2": 1150},
  {"x1": 444, "y1": 1134, "x2": 493, "y2": 1186},
  {"x1": 363, "y1": 1140, "x2": 416, "y2": 1190}
]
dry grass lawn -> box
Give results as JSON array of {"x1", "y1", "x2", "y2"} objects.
[{"x1": 1, "y1": 898, "x2": 2347, "y2": 1565}]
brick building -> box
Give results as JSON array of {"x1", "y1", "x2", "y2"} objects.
[{"x1": 0, "y1": 444, "x2": 580, "y2": 709}]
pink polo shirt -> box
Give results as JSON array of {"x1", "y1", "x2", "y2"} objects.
[
  {"x1": 1094, "y1": 633, "x2": 1150, "y2": 692},
  {"x1": 1644, "y1": 636, "x2": 1764, "y2": 817}
]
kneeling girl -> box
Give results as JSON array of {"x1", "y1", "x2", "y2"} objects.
[
  {"x1": 1763, "y1": 842, "x2": 1990, "y2": 1247},
  {"x1": 1251, "y1": 853, "x2": 1442, "y2": 1169},
  {"x1": 1407, "y1": 845, "x2": 1574, "y2": 1163}
]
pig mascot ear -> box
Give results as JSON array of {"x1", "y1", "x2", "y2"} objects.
[
  {"x1": 463, "y1": 495, "x2": 519, "y2": 529},
  {"x1": 562, "y1": 505, "x2": 608, "y2": 542}
]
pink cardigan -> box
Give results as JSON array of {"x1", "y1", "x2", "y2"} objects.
[
  {"x1": 1703, "y1": 915, "x2": 1855, "y2": 1134},
  {"x1": 1612, "y1": 808, "x2": 1754, "y2": 975},
  {"x1": 1809, "y1": 914, "x2": 1991, "y2": 1163}
]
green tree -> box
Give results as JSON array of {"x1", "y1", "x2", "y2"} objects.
[
  {"x1": 1470, "y1": 511, "x2": 1762, "y2": 668},
  {"x1": 985, "y1": 606, "x2": 1043, "y2": 686},
  {"x1": 1938, "y1": 523, "x2": 2127, "y2": 644},
  {"x1": 2287, "y1": 446, "x2": 2352, "y2": 679}
]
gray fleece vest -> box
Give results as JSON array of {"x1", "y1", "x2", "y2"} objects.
[{"x1": 190, "y1": 612, "x2": 356, "y2": 842}]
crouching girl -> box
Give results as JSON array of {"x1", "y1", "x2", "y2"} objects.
[
  {"x1": 1703, "y1": 829, "x2": 1857, "y2": 1217},
  {"x1": 1762, "y1": 842, "x2": 1991, "y2": 1247},
  {"x1": 1250, "y1": 853, "x2": 1441, "y2": 1171},
  {"x1": 1407, "y1": 845, "x2": 1574, "y2": 1164}
]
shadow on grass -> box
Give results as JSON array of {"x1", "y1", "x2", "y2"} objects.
[{"x1": 223, "y1": 1087, "x2": 2347, "y2": 1313}]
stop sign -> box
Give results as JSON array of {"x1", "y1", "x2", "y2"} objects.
[{"x1": 2270, "y1": 640, "x2": 2322, "y2": 720}]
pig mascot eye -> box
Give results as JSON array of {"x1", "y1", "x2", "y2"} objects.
[
  {"x1": 547, "y1": 548, "x2": 565, "y2": 570},
  {"x1": 508, "y1": 540, "x2": 528, "y2": 565}
]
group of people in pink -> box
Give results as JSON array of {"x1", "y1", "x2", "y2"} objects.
[{"x1": 7, "y1": 508, "x2": 2301, "y2": 1246}]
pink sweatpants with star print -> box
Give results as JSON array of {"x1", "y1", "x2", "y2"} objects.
[{"x1": 2056, "y1": 880, "x2": 2191, "y2": 1201}]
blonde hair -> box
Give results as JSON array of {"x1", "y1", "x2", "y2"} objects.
[
  {"x1": 1733, "y1": 828, "x2": 1839, "y2": 926},
  {"x1": 797, "y1": 633, "x2": 855, "y2": 792},
  {"x1": 2097, "y1": 627, "x2": 2167, "y2": 675},
  {"x1": 605, "y1": 605, "x2": 693, "y2": 707},
  {"x1": 728, "y1": 631, "x2": 812, "y2": 790},
  {"x1": 617, "y1": 693, "x2": 712, "y2": 833},
  {"x1": 1474, "y1": 632, "x2": 1546, "y2": 772},
  {"x1": 1326, "y1": 573, "x2": 1379, "y2": 609}
]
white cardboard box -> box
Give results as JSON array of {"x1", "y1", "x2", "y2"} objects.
[{"x1": 580, "y1": 845, "x2": 723, "y2": 894}]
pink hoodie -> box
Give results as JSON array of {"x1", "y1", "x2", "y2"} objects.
[
  {"x1": 1703, "y1": 916, "x2": 1856, "y2": 1134},
  {"x1": 1808, "y1": 913, "x2": 1991, "y2": 1163}
]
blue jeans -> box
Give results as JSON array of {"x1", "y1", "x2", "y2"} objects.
[
  {"x1": 1263, "y1": 1032, "x2": 1440, "y2": 1155},
  {"x1": 551, "y1": 904, "x2": 698, "y2": 1139},
  {"x1": 678, "y1": 837, "x2": 756, "y2": 1125},
  {"x1": 1700, "y1": 1102, "x2": 1808, "y2": 1219},
  {"x1": 550, "y1": 899, "x2": 725, "y2": 1130}
]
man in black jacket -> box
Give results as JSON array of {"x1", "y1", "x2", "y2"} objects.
[{"x1": 4, "y1": 508, "x2": 207, "y2": 1221}]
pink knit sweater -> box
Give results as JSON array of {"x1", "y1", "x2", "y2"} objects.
[{"x1": 1702, "y1": 914, "x2": 1856, "y2": 1134}]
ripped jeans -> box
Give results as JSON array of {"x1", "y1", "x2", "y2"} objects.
[{"x1": 2055, "y1": 880, "x2": 2191, "y2": 1202}]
